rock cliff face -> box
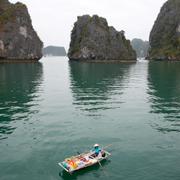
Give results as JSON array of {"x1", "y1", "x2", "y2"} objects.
[
  {"x1": 68, "y1": 15, "x2": 136, "y2": 61},
  {"x1": 0, "y1": 0, "x2": 43, "y2": 61},
  {"x1": 148, "y1": 0, "x2": 180, "y2": 60}
]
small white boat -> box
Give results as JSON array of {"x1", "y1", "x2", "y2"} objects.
[{"x1": 58, "y1": 149, "x2": 111, "y2": 174}]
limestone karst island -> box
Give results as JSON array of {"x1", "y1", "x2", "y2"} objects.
[
  {"x1": 1, "y1": 0, "x2": 180, "y2": 180},
  {"x1": 148, "y1": 0, "x2": 180, "y2": 60},
  {"x1": 0, "y1": 0, "x2": 180, "y2": 62},
  {"x1": 68, "y1": 15, "x2": 136, "y2": 61},
  {"x1": 0, "y1": 0, "x2": 42, "y2": 61}
]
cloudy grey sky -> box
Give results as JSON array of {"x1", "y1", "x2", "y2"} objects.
[{"x1": 10, "y1": 0, "x2": 166, "y2": 50}]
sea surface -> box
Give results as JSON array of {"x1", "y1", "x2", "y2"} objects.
[{"x1": 0, "y1": 57, "x2": 180, "y2": 180}]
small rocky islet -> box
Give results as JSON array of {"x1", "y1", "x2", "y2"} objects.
[
  {"x1": 148, "y1": 0, "x2": 180, "y2": 61},
  {"x1": 43, "y1": 46, "x2": 66, "y2": 57},
  {"x1": 68, "y1": 15, "x2": 136, "y2": 61},
  {"x1": 0, "y1": 0, "x2": 43, "y2": 61}
]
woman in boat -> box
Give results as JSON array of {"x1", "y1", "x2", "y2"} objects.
[
  {"x1": 92, "y1": 144, "x2": 106, "y2": 157},
  {"x1": 93, "y1": 144, "x2": 101, "y2": 156}
]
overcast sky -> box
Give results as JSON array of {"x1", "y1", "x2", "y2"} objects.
[{"x1": 10, "y1": 0, "x2": 167, "y2": 50}]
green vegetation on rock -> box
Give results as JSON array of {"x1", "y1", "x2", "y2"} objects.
[{"x1": 0, "y1": 3, "x2": 26, "y2": 24}]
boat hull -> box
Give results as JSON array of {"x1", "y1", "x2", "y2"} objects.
[{"x1": 58, "y1": 150, "x2": 111, "y2": 174}]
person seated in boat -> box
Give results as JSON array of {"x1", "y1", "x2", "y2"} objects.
[
  {"x1": 93, "y1": 144, "x2": 101, "y2": 156},
  {"x1": 91, "y1": 144, "x2": 105, "y2": 157}
]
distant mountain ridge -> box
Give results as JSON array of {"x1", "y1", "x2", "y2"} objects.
[
  {"x1": 131, "y1": 39, "x2": 149, "y2": 58},
  {"x1": 43, "y1": 46, "x2": 66, "y2": 56}
]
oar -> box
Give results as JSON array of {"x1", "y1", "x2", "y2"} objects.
[
  {"x1": 89, "y1": 155, "x2": 103, "y2": 168},
  {"x1": 102, "y1": 144, "x2": 113, "y2": 150},
  {"x1": 78, "y1": 149, "x2": 109, "y2": 177},
  {"x1": 89, "y1": 155, "x2": 109, "y2": 178},
  {"x1": 77, "y1": 144, "x2": 112, "y2": 155}
]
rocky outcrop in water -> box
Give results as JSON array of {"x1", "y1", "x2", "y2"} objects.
[
  {"x1": 0, "y1": 0, "x2": 43, "y2": 61},
  {"x1": 68, "y1": 15, "x2": 136, "y2": 61},
  {"x1": 148, "y1": 0, "x2": 180, "y2": 61}
]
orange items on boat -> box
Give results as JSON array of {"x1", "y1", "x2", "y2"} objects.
[{"x1": 68, "y1": 160, "x2": 78, "y2": 169}]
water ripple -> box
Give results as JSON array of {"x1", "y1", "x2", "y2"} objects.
[
  {"x1": 148, "y1": 61, "x2": 180, "y2": 133},
  {"x1": 0, "y1": 63, "x2": 43, "y2": 139}
]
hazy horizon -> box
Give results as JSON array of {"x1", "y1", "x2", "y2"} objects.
[{"x1": 10, "y1": 0, "x2": 167, "y2": 50}]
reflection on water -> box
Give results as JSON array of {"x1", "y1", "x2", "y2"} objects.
[
  {"x1": 148, "y1": 61, "x2": 180, "y2": 133},
  {"x1": 1, "y1": 58, "x2": 180, "y2": 180},
  {"x1": 69, "y1": 61, "x2": 135, "y2": 115},
  {"x1": 0, "y1": 63, "x2": 43, "y2": 139}
]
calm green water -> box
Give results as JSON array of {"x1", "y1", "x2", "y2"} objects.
[{"x1": 0, "y1": 58, "x2": 180, "y2": 180}]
